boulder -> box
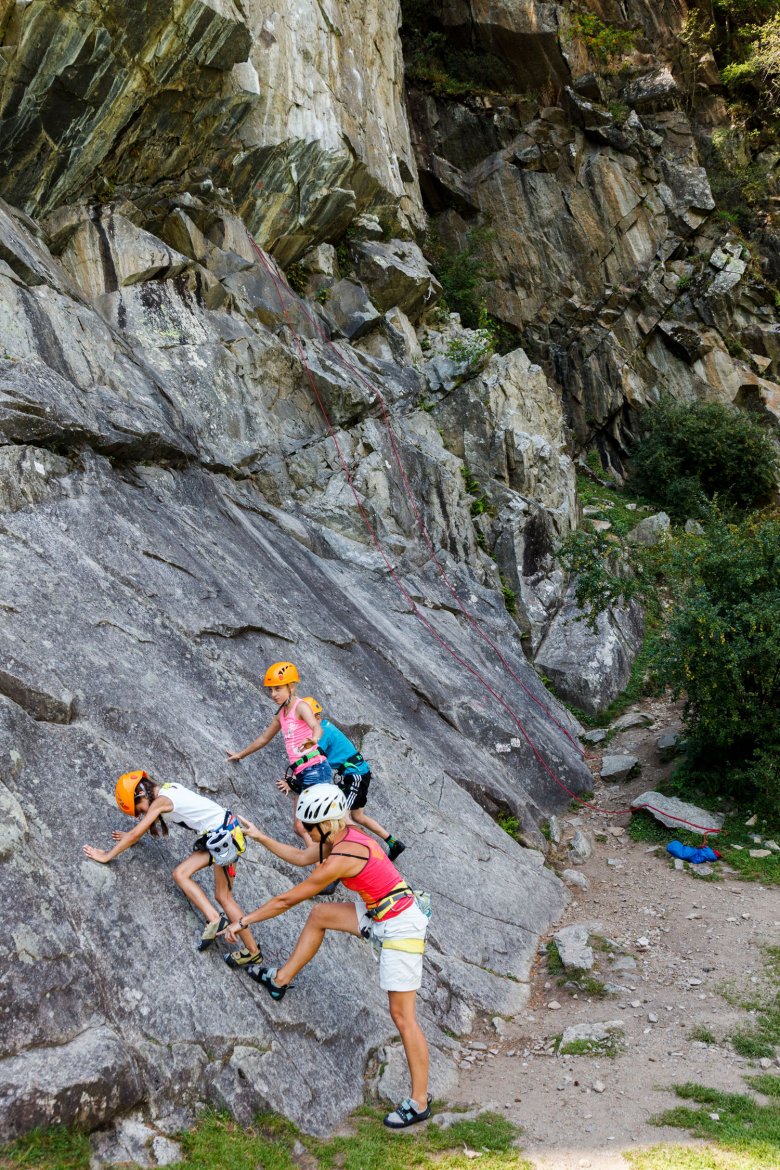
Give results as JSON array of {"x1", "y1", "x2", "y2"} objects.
[
  {"x1": 320, "y1": 279, "x2": 381, "y2": 339},
  {"x1": 352, "y1": 239, "x2": 442, "y2": 319},
  {"x1": 610, "y1": 712, "x2": 653, "y2": 732},
  {"x1": 626, "y1": 512, "x2": 671, "y2": 546},
  {"x1": 59, "y1": 210, "x2": 193, "y2": 299},
  {"x1": 534, "y1": 591, "x2": 645, "y2": 716},
  {"x1": 631, "y1": 791, "x2": 724, "y2": 832},
  {"x1": 600, "y1": 754, "x2": 640, "y2": 781},
  {"x1": 656, "y1": 732, "x2": 682, "y2": 762},
  {"x1": 553, "y1": 924, "x2": 594, "y2": 971}
]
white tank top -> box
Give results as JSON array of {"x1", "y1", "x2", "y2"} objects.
[{"x1": 158, "y1": 782, "x2": 227, "y2": 835}]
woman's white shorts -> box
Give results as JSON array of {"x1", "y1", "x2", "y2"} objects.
[{"x1": 356, "y1": 901, "x2": 428, "y2": 992}]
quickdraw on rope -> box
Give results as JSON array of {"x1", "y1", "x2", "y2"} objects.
[{"x1": 242, "y1": 232, "x2": 721, "y2": 842}]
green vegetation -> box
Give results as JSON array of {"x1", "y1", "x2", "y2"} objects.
[
  {"x1": 285, "y1": 263, "x2": 308, "y2": 296},
  {"x1": 558, "y1": 1029, "x2": 621, "y2": 1055},
  {"x1": 689, "y1": 1025, "x2": 718, "y2": 1043},
  {"x1": 545, "y1": 941, "x2": 609, "y2": 999},
  {"x1": 627, "y1": 400, "x2": 778, "y2": 522},
  {"x1": 426, "y1": 226, "x2": 496, "y2": 330},
  {"x1": 649, "y1": 1082, "x2": 780, "y2": 1165},
  {"x1": 399, "y1": 1, "x2": 515, "y2": 97},
  {"x1": 562, "y1": 401, "x2": 780, "y2": 817},
  {"x1": 461, "y1": 465, "x2": 495, "y2": 519},
  {"x1": 0, "y1": 1109, "x2": 533, "y2": 1170},
  {"x1": 496, "y1": 811, "x2": 521, "y2": 839},
  {"x1": 728, "y1": 946, "x2": 780, "y2": 1057},
  {"x1": 499, "y1": 573, "x2": 517, "y2": 616},
  {"x1": 569, "y1": 12, "x2": 637, "y2": 66}
]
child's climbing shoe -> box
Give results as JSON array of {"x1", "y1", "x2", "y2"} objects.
[
  {"x1": 224, "y1": 947, "x2": 263, "y2": 969},
  {"x1": 383, "y1": 1098, "x2": 431, "y2": 1129},
  {"x1": 387, "y1": 838, "x2": 406, "y2": 862},
  {"x1": 247, "y1": 965, "x2": 288, "y2": 1001},
  {"x1": 198, "y1": 913, "x2": 228, "y2": 952}
]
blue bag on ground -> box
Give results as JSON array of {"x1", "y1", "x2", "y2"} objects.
[{"x1": 666, "y1": 840, "x2": 720, "y2": 864}]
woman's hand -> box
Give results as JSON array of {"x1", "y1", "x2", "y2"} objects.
[
  {"x1": 83, "y1": 845, "x2": 111, "y2": 864},
  {"x1": 220, "y1": 918, "x2": 244, "y2": 945},
  {"x1": 236, "y1": 815, "x2": 262, "y2": 842}
]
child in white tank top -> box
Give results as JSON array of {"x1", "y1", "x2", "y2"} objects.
[{"x1": 83, "y1": 771, "x2": 262, "y2": 969}]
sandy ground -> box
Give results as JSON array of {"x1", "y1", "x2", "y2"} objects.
[{"x1": 446, "y1": 699, "x2": 780, "y2": 1169}]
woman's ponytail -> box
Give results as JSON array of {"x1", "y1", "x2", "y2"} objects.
[{"x1": 138, "y1": 775, "x2": 169, "y2": 838}]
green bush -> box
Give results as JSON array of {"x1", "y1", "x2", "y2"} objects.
[
  {"x1": 426, "y1": 225, "x2": 496, "y2": 329},
  {"x1": 627, "y1": 399, "x2": 778, "y2": 521},
  {"x1": 654, "y1": 514, "x2": 780, "y2": 817}
]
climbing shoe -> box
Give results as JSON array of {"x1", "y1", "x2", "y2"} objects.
[
  {"x1": 383, "y1": 1097, "x2": 431, "y2": 1129},
  {"x1": 224, "y1": 948, "x2": 263, "y2": 970},
  {"x1": 247, "y1": 965, "x2": 288, "y2": 1001},
  {"x1": 319, "y1": 880, "x2": 340, "y2": 896},
  {"x1": 387, "y1": 838, "x2": 406, "y2": 862},
  {"x1": 198, "y1": 913, "x2": 228, "y2": 952}
]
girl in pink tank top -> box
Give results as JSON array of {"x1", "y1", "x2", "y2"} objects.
[{"x1": 225, "y1": 660, "x2": 329, "y2": 843}]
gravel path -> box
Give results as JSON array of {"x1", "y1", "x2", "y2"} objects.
[{"x1": 446, "y1": 699, "x2": 780, "y2": 1169}]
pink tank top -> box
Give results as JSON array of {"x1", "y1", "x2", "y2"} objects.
[
  {"x1": 333, "y1": 827, "x2": 414, "y2": 919},
  {"x1": 279, "y1": 697, "x2": 326, "y2": 774}
]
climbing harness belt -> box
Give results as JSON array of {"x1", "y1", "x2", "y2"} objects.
[
  {"x1": 243, "y1": 229, "x2": 722, "y2": 843},
  {"x1": 367, "y1": 883, "x2": 414, "y2": 921},
  {"x1": 291, "y1": 748, "x2": 321, "y2": 772},
  {"x1": 336, "y1": 751, "x2": 365, "y2": 775},
  {"x1": 382, "y1": 937, "x2": 426, "y2": 954}
]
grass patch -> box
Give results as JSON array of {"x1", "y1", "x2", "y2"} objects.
[
  {"x1": 690, "y1": 1025, "x2": 717, "y2": 1044},
  {"x1": 575, "y1": 469, "x2": 649, "y2": 538},
  {"x1": 746, "y1": 1074, "x2": 780, "y2": 1097},
  {"x1": 627, "y1": 1143, "x2": 773, "y2": 1169},
  {"x1": 496, "y1": 812, "x2": 521, "y2": 840},
  {"x1": 546, "y1": 940, "x2": 565, "y2": 974},
  {"x1": 650, "y1": 1082, "x2": 780, "y2": 1164},
  {"x1": 0, "y1": 1109, "x2": 534, "y2": 1170},
  {"x1": 558, "y1": 1031, "x2": 623, "y2": 1057}
]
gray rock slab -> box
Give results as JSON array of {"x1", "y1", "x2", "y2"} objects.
[
  {"x1": 656, "y1": 732, "x2": 682, "y2": 762},
  {"x1": 631, "y1": 792, "x2": 724, "y2": 832},
  {"x1": 560, "y1": 1020, "x2": 625, "y2": 1048},
  {"x1": 0, "y1": 1026, "x2": 143, "y2": 1140},
  {"x1": 580, "y1": 728, "x2": 607, "y2": 744},
  {"x1": 320, "y1": 279, "x2": 381, "y2": 339},
  {"x1": 569, "y1": 830, "x2": 594, "y2": 865},
  {"x1": 562, "y1": 869, "x2": 590, "y2": 890},
  {"x1": 352, "y1": 239, "x2": 441, "y2": 319},
  {"x1": 553, "y1": 924, "x2": 594, "y2": 971},
  {"x1": 626, "y1": 512, "x2": 671, "y2": 547},
  {"x1": 600, "y1": 754, "x2": 640, "y2": 781},
  {"x1": 610, "y1": 712, "x2": 653, "y2": 732}
]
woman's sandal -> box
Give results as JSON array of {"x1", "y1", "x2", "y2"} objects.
[
  {"x1": 198, "y1": 913, "x2": 228, "y2": 952},
  {"x1": 247, "y1": 965, "x2": 288, "y2": 1000},
  {"x1": 383, "y1": 1097, "x2": 432, "y2": 1129}
]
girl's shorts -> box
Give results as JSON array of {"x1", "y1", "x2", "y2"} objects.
[
  {"x1": 298, "y1": 759, "x2": 332, "y2": 788},
  {"x1": 356, "y1": 901, "x2": 428, "y2": 992}
]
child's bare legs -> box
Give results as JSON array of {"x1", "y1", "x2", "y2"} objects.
[
  {"x1": 349, "y1": 806, "x2": 391, "y2": 841},
  {"x1": 213, "y1": 864, "x2": 259, "y2": 954},
  {"x1": 172, "y1": 852, "x2": 219, "y2": 920}
]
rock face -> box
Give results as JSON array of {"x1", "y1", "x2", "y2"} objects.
[{"x1": 0, "y1": 184, "x2": 587, "y2": 1139}]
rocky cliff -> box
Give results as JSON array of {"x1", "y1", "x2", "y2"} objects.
[{"x1": 0, "y1": 0, "x2": 778, "y2": 1151}]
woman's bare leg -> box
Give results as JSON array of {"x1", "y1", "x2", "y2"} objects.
[
  {"x1": 388, "y1": 990, "x2": 429, "y2": 1112},
  {"x1": 275, "y1": 903, "x2": 361, "y2": 984}
]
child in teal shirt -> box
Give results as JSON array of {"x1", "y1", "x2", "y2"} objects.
[{"x1": 303, "y1": 698, "x2": 405, "y2": 861}]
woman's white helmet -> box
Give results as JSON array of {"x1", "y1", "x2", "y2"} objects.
[{"x1": 296, "y1": 784, "x2": 347, "y2": 825}]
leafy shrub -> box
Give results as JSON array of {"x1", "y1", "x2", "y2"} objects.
[
  {"x1": 570, "y1": 13, "x2": 637, "y2": 66},
  {"x1": 627, "y1": 399, "x2": 778, "y2": 521},
  {"x1": 656, "y1": 514, "x2": 780, "y2": 817},
  {"x1": 400, "y1": 0, "x2": 515, "y2": 97},
  {"x1": 425, "y1": 224, "x2": 496, "y2": 329}
]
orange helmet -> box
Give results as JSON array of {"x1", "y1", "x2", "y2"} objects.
[
  {"x1": 263, "y1": 661, "x2": 299, "y2": 687},
  {"x1": 302, "y1": 696, "x2": 322, "y2": 716},
  {"x1": 115, "y1": 770, "x2": 148, "y2": 816}
]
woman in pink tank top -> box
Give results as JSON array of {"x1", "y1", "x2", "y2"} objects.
[
  {"x1": 222, "y1": 784, "x2": 431, "y2": 1131},
  {"x1": 225, "y1": 660, "x2": 329, "y2": 842}
]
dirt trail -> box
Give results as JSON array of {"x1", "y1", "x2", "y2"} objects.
[{"x1": 447, "y1": 699, "x2": 780, "y2": 1169}]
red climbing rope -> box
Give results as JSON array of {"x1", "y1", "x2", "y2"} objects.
[{"x1": 242, "y1": 233, "x2": 721, "y2": 840}]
